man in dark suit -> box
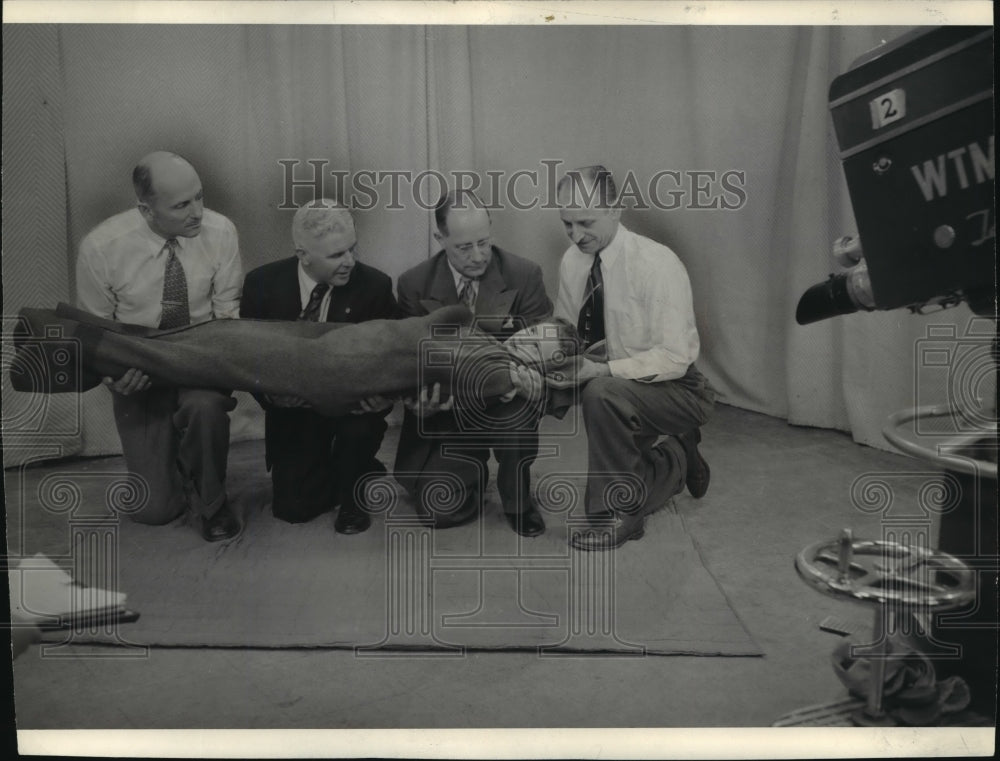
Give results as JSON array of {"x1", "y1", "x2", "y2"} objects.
[
  {"x1": 241, "y1": 199, "x2": 396, "y2": 533},
  {"x1": 395, "y1": 190, "x2": 553, "y2": 536}
]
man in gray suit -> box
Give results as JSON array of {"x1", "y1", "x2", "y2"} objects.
[{"x1": 395, "y1": 190, "x2": 553, "y2": 535}]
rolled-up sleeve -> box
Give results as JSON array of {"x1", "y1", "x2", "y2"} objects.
[{"x1": 607, "y1": 255, "x2": 699, "y2": 383}]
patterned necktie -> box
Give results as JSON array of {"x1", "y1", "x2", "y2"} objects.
[
  {"x1": 577, "y1": 253, "x2": 605, "y2": 347},
  {"x1": 458, "y1": 277, "x2": 477, "y2": 310},
  {"x1": 299, "y1": 282, "x2": 330, "y2": 321},
  {"x1": 158, "y1": 238, "x2": 190, "y2": 330}
]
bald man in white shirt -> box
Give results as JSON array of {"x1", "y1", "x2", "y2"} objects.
[
  {"x1": 76, "y1": 151, "x2": 243, "y2": 542},
  {"x1": 547, "y1": 165, "x2": 716, "y2": 551}
]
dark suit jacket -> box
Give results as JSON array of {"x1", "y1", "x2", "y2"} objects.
[
  {"x1": 394, "y1": 247, "x2": 553, "y2": 493},
  {"x1": 396, "y1": 246, "x2": 552, "y2": 339},
  {"x1": 241, "y1": 256, "x2": 398, "y2": 466},
  {"x1": 241, "y1": 256, "x2": 396, "y2": 326}
]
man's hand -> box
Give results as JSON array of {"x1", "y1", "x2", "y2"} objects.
[
  {"x1": 403, "y1": 382, "x2": 454, "y2": 418},
  {"x1": 352, "y1": 395, "x2": 394, "y2": 415},
  {"x1": 102, "y1": 368, "x2": 151, "y2": 396},
  {"x1": 544, "y1": 356, "x2": 611, "y2": 390},
  {"x1": 501, "y1": 362, "x2": 544, "y2": 403},
  {"x1": 265, "y1": 394, "x2": 312, "y2": 408}
]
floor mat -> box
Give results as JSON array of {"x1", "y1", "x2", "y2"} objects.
[{"x1": 23, "y1": 479, "x2": 760, "y2": 655}]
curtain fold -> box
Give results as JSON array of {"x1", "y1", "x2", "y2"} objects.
[
  {"x1": 4, "y1": 24, "x2": 971, "y2": 462},
  {"x1": 1, "y1": 24, "x2": 80, "y2": 467}
]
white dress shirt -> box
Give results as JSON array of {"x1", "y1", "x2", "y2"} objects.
[
  {"x1": 76, "y1": 207, "x2": 243, "y2": 327},
  {"x1": 297, "y1": 263, "x2": 334, "y2": 322},
  {"x1": 553, "y1": 224, "x2": 700, "y2": 382}
]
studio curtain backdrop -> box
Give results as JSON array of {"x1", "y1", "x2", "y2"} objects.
[{"x1": 4, "y1": 23, "x2": 966, "y2": 468}]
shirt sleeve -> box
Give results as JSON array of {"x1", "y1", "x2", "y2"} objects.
[
  {"x1": 552, "y1": 255, "x2": 576, "y2": 324},
  {"x1": 211, "y1": 222, "x2": 244, "y2": 320},
  {"x1": 76, "y1": 237, "x2": 116, "y2": 319},
  {"x1": 607, "y1": 253, "x2": 700, "y2": 383}
]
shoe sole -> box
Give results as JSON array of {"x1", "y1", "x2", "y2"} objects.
[
  {"x1": 203, "y1": 527, "x2": 240, "y2": 543},
  {"x1": 335, "y1": 521, "x2": 372, "y2": 535},
  {"x1": 512, "y1": 526, "x2": 545, "y2": 537},
  {"x1": 687, "y1": 455, "x2": 711, "y2": 499},
  {"x1": 569, "y1": 523, "x2": 646, "y2": 551}
]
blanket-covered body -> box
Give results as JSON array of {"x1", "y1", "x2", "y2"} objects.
[{"x1": 10, "y1": 304, "x2": 515, "y2": 417}]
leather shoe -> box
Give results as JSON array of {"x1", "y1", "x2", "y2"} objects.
[
  {"x1": 334, "y1": 506, "x2": 372, "y2": 535},
  {"x1": 679, "y1": 428, "x2": 711, "y2": 499},
  {"x1": 202, "y1": 501, "x2": 240, "y2": 542},
  {"x1": 504, "y1": 501, "x2": 546, "y2": 537},
  {"x1": 569, "y1": 512, "x2": 645, "y2": 551}
]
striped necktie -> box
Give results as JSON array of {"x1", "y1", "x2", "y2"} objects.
[
  {"x1": 576, "y1": 252, "x2": 605, "y2": 347},
  {"x1": 458, "y1": 277, "x2": 477, "y2": 310},
  {"x1": 299, "y1": 282, "x2": 330, "y2": 321},
  {"x1": 158, "y1": 238, "x2": 190, "y2": 330}
]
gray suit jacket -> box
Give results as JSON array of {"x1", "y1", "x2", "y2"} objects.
[
  {"x1": 394, "y1": 246, "x2": 553, "y2": 494},
  {"x1": 396, "y1": 246, "x2": 553, "y2": 339}
]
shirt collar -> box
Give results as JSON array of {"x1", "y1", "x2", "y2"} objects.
[
  {"x1": 298, "y1": 261, "x2": 324, "y2": 293},
  {"x1": 593, "y1": 223, "x2": 627, "y2": 268},
  {"x1": 139, "y1": 216, "x2": 186, "y2": 258},
  {"x1": 445, "y1": 258, "x2": 479, "y2": 292}
]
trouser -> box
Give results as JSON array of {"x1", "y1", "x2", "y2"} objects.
[
  {"x1": 580, "y1": 367, "x2": 715, "y2": 518},
  {"x1": 267, "y1": 407, "x2": 389, "y2": 523},
  {"x1": 395, "y1": 394, "x2": 544, "y2": 527},
  {"x1": 111, "y1": 387, "x2": 236, "y2": 524}
]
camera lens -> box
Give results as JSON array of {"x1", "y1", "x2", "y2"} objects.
[{"x1": 796, "y1": 263, "x2": 876, "y2": 325}]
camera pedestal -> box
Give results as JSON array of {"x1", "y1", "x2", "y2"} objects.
[
  {"x1": 883, "y1": 404, "x2": 998, "y2": 717},
  {"x1": 794, "y1": 529, "x2": 975, "y2": 726}
]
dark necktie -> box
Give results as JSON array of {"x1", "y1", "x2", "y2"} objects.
[
  {"x1": 299, "y1": 282, "x2": 330, "y2": 321},
  {"x1": 577, "y1": 253, "x2": 605, "y2": 347},
  {"x1": 158, "y1": 238, "x2": 190, "y2": 330},
  {"x1": 458, "y1": 277, "x2": 477, "y2": 310}
]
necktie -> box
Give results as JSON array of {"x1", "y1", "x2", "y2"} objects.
[
  {"x1": 577, "y1": 253, "x2": 605, "y2": 347},
  {"x1": 299, "y1": 282, "x2": 330, "y2": 322},
  {"x1": 458, "y1": 277, "x2": 477, "y2": 310},
  {"x1": 158, "y1": 239, "x2": 190, "y2": 330}
]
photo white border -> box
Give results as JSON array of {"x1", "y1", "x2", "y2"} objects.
[
  {"x1": 3, "y1": 0, "x2": 995, "y2": 26},
  {"x1": 5, "y1": 0, "x2": 996, "y2": 758}
]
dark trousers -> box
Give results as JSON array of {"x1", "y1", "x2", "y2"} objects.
[
  {"x1": 580, "y1": 367, "x2": 715, "y2": 518},
  {"x1": 111, "y1": 387, "x2": 236, "y2": 523},
  {"x1": 267, "y1": 407, "x2": 389, "y2": 523},
  {"x1": 395, "y1": 394, "x2": 544, "y2": 527}
]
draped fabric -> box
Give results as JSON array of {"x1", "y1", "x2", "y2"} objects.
[
  {"x1": 11, "y1": 304, "x2": 514, "y2": 417},
  {"x1": 4, "y1": 23, "x2": 978, "y2": 467}
]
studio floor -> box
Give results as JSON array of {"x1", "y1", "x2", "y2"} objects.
[{"x1": 5, "y1": 404, "x2": 985, "y2": 730}]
